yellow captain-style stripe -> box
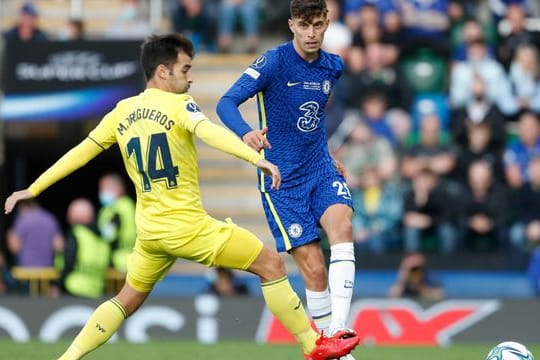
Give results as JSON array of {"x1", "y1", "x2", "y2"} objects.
[
  {"x1": 264, "y1": 192, "x2": 292, "y2": 251},
  {"x1": 257, "y1": 91, "x2": 267, "y2": 192}
]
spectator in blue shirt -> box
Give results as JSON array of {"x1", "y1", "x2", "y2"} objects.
[
  {"x1": 504, "y1": 112, "x2": 540, "y2": 188},
  {"x1": 398, "y1": 0, "x2": 450, "y2": 58},
  {"x1": 360, "y1": 91, "x2": 397, "y2": 146}
]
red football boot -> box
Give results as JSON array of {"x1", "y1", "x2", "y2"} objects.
[
  {"x1": 331, "y1": 328, "x2": 357, "y2": 340},
  {"x1": 304, "y1": 333, "x2": 360, "y2": 360}
]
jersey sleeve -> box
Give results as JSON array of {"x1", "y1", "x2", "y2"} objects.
[
  {"x1": 88, "y1": 108, "x2": 119, "y2": 149},
  {"x1": 217, "y1": 50, "x2": 280, "y2": 137},
  {"x1": 194, "y1": 120, "x2": 262, "y2": 165},
  {"x1": 175, "y1": 95, "x2": 210, "y2": 133},
  {"x1": 234, "y1": 50, "x2": 281, "y2": 95},
  {"x1": 28, "y1": 138, "x2": 104, "y2": 196}
]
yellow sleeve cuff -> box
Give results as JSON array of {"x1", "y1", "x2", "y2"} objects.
[
  {"x1": 28, "y1": 137, "x2": 104, "y2": 196},
  {"x1": 194, "y1": 120, "x2": 263, "y2": 165}
]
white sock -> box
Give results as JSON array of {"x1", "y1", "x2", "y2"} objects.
[
  {"x1": 328, "y1": 242, "x2": 355, "y2": 333},
  {"x1": 305, "y1": 287, "x2": 332, "y2": 334}
]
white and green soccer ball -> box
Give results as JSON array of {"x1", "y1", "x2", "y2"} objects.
[{"x1": 486, "y1": 341, "x2": 534, "y2": 360}]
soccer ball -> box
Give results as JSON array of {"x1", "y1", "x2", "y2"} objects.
[{"x1": 486, "y1": 341, "x2": 534, "y2": 360}]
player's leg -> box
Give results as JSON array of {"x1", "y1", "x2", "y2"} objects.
[
  {"x1": 260, "y1": 190, "x2": 332, "y2": 333},
  {"x1": 319, "y1": 204, "x2": 355, "y2": 333},
  {"x1": 290, "y1": 243, "x2": 332, "y2": 333},
  {"x1": 214, "y1": 225, "x2": 359, "y2": 358},
  {"x1": 314, "y1": 177, "x2": 356, "y2": 335},
  {"x1": 58, "y1": 283, "x2": 149, "y2": 360},
  {"x1": 214, "y1": 225, "x2": 317, "y2": 354},
  {"x1": 58, "y1": 240, "x2": 175, "y2": 360}
]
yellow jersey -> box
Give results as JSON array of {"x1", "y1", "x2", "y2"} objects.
[
  {"x1": 89, "y1": 88, "x2": 233, "y2": 240},
  {"x1": 28, "y1": 87, "x2": 262, "y2": 242}
]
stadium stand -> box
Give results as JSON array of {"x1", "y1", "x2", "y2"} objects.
[{"x1": 3, "y1": 0, "x2": 540, "y2": 300}]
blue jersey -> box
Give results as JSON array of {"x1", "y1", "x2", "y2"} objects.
[{"x1": 218, "y1": 42, "x2": 344, "y2": 191}]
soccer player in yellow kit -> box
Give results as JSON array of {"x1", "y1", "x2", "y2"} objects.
[{"x1": 4, "y1": 34, "x2": 359, "y2": 360}]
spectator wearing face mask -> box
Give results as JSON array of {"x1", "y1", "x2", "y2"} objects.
[
  {"x1": 52, "y1": 198, "x2": 110, "y2": 298},
  {"x1": 97, "y1": 173, "x2": 136, "y2": 272}
]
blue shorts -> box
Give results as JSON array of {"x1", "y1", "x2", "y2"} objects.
[{"x1": 261, "y1": 174, "x2": 353, "y2": 252}]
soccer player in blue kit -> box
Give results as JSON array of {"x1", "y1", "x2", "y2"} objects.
[{"x1": 217, "y1": 0, "x2": 357, "y2": 357}]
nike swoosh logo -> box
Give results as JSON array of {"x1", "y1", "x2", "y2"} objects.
[
  {"x1": 287, "y1": 81, "x2": 301, "y2": 87},
  {"x1": 294, "y1": 300, "x2": 302, "y2": 310}
]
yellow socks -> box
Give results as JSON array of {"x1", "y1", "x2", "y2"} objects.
[
  {"x1": 261, "y1": 276, "x2": 318, "y2": 354},
  {"x1": 57, "y1": 298, "x2": 128, "y2": 360},
  {"x1": 58, "y1": 281, "x2": 318, "y2": 358}
]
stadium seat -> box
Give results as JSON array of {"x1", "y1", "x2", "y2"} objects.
[
  {"x1": 401, "y1": 49, "x2": 448, "y2": 94},
  {"x1": 11, "y1": 267, "x2": 59, "y2": 297}
]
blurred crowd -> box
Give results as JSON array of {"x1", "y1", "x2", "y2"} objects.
[
  {"x1": 0, "y1": 174, "x2": 136, "y2": 297},
  {"x1": 321, "y1": 0, "x2": 540, "y2": 266},
  {"x1": 1, "y1": 0, "x2": 270, "y2": 53},
  {"x1": 3, "y1": 0, "x2": 540, "y2": 295}
]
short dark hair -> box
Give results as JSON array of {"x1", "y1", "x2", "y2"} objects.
[
  {"x1": 290, "y1": 0, "x2": 327, "y2": 22},
  {"x1": 140, "y1": 33, "x2": 194, "y2": 81}
]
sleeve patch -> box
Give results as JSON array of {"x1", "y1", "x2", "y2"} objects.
[
  {"x1": 244, "y1": 67, "x2": 260, "y2": 80},
  {"x1": 186, "y1": 102, "x2": 201, "y2": 113},
  {"x1": 251, "y1": 55, "x2": 267, "y2": 69}
]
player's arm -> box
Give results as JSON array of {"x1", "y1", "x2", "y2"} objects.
[
  {"x1": 194, "y1": 120, "x2": 280, "y2": 189},
  {"x1": 216, "y1": 84, "x2": 254, "y2": 137},
  {"x1": 217, "y1": 52, "x2": 279, "y2": 151},
  {"x1": 4, "y1": 138, "x2": 104, "y2": 214},
  {"x1": 217, "y1": 83, "x2": 271, "y2": 151}
]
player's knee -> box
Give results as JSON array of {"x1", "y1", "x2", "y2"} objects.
[
  {"x1": 303, "y1": 262, "x2": 327, "y2": 285},
  {"x1": 329, "y1": 218, "x2": 353, "y2": 243},
  {"x1": 259, "y1": 251, "x2": 286, "y2": 281}
]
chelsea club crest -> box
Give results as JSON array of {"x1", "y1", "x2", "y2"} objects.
[
  {"x1": 322, "y1": 80, "x2": 331, "y2": 95},
  {"x1": 288, "y1": 223, "x2": 303, "y2": 238}
]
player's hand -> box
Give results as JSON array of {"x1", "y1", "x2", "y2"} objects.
[
  {"x1": 4, "y1": 189, "x2": 33, "y2": 215},
  {"x1": 255, "y1": 159, "x2": 281, "y2": 190},
  {"x1": 243, "y1": 128, "x2": 271, "y2": 152}
]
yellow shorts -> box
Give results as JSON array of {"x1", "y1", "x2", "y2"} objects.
[{"x1": 126, "y1": 217, "x2": 263, "y2": 293}]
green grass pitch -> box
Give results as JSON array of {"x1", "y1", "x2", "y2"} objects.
[{"x1": 2, "y1": 340, "x2": 539, "y2": 359}]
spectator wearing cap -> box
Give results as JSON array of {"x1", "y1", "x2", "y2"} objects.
[{"x1": 3, "y1": 2, "x2": 48, "y2": 42}]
